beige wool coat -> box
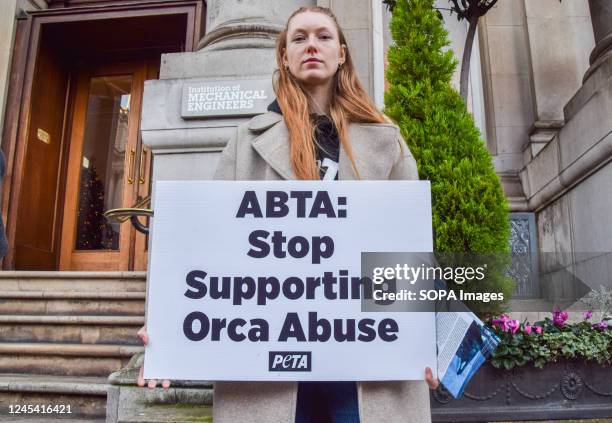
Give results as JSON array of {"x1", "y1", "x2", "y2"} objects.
[{"x1": 212, "y1": 111, "x2": 432, "y2": 423}]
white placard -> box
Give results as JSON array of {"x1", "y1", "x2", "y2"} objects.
[{"x1": 144, "y1": 181, "x2": 436, "y2": 381}]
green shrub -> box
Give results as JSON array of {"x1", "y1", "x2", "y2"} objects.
[{"x1": 384, "y1": 0, "x2": 513, "y2": 315}]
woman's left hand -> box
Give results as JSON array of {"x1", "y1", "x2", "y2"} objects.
[{"x1": 425, "y1": 367, "x2": 440, "y2": 390}]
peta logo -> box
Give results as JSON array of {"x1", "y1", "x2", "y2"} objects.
[{"x1": 269, "y1": 351, "x2": 312, "y2": 372}]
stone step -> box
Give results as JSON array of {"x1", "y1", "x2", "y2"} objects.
[
  {"x1": 3, "y1": 419, "x2": 105, "y2": 423},
  {"x1": 0, "y1": 291, "x2": 145, "y2": 315},
  {"x1": 0, "y1": 343, "x2": 143, "y2": 377},
  {"x1": 0, "y1": 271, "x2": 146, "y2": 292},
  {"x1": 0, "y1": 315, "x2": 144, "y2": 344},
  {"x1": 0, "y1": 374, "x2": 108, "y2": 420}
]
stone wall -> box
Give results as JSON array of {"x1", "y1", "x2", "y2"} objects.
[
  {"x1": 521, "y1": 0, "x2": 612, "y2": 299},
  {"x1": 474, "y1": 1, "x2": 595, "y2": 213}
]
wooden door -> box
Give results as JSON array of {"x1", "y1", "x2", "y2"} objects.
[
  {"x1": 59, "y1": 61, "x2": 153, "y2": 271},
  {"x1": 13, "y1": 38, "x2": 70, "y2": 270}
]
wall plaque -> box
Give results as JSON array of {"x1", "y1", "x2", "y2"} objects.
[
  {"x1": 37, "y1": 128, "x2": 51, "y2": 144},
  {"x1": 181, "y1": 78, "x2": 273, "y2": 119}
]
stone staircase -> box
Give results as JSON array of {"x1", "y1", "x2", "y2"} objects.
[{"x1": 0, "y1": 271, "x2": 146, "y2": 421}]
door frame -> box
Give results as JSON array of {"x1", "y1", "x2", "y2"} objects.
[
  {"x1": 2, "y1": 1, "x2": 201, "y2": 270},
  {"x1": 59, "y1": 61, "x2": 147, "y2": 271}
]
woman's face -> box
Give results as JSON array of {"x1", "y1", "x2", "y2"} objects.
[{"x1": 283, "y1": 11, "x2": 346, "y2": 89}]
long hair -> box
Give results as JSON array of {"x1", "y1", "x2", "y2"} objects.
[{"x1": 274, "y1": 7, "x2": 386, "y2": 180}]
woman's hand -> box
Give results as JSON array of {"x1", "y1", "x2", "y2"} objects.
[
  {"x1": 137, "y1": 326, "x2": 171, "y2": 389},
  {"x1": 425, "y1": 367, "x2": 440, "y2": 390}
]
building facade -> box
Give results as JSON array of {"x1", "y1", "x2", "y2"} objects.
[
  {"x1": 1, "y1": 0, "x2": 608, "y2": 276},
  {"x1": 0, "y1": 0, "x2": 610, "y2": 418}
]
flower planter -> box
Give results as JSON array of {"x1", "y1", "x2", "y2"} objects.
[{"x1": 430, "y1": 359, "x2": 612, "y2": 422}]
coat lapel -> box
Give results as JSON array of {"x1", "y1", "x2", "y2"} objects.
[
  {"x1": 338, "y1": 140, "x2": 356, "y2": 180},
  {"x1": 249, "y1": 114, "x2": 394, "y2": 181},
  {"x1": 249, "y1": 112, "x2": 296, "y2": 180}
]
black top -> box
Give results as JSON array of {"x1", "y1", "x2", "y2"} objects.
[{"x1": 267, "y1": 99, "x2": 339, "y2": 180}]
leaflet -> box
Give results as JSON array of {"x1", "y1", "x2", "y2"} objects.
[{"x1": 436, "y1": 303, "x2": 499, "y2": 398}]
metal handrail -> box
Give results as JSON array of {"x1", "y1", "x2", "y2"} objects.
[{"x1": 104, "y1": 196, "x2": 152, "y2": 235}]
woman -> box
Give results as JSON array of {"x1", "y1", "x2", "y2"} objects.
[{"x1": 139, "y1": 6, "x2": 439, "y2": 422}]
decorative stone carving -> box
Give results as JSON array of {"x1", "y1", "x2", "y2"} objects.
[
  {"x1": 430, "y1": 359, "x2": 612, "y2": 422},
  {"x1": 560, "y1": 371, "x2": 584, "y2": 400},
  {"x1": 432, "y1": 385, "x2": 453, "y2": 404},
  {"x1": 508, "y1": 213, "x2": 538, "y2": 298}
]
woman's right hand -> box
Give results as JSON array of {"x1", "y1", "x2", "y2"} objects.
[{"x1": 137, "y1": 326, "x2": 171, "y2": 389}]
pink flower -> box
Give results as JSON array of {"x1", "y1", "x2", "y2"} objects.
[
  {"x1": 508, "y1": 319, "x2": 520, "y2": 335},
  {"x1": 535, "y1": 326, "x2": 542, "y2": 334},
  {"x1": 552, "y1": 308, "x2": 568, "y2": 327},
  {"x1": 492, "y1": 315, "x2": 523, "y2": 335},
  {"x1": 492, "y1": 314, "x2": 510, "y2": 332},
  {"x1": 524, "y1": 325, "x2": 532, "y2": 334},
  {"x1": 583, "y1": 310, "x2": 593, "y2": 320},
  {"x1": 593, "y1": 321, "x2": 608, "y2": 330}
]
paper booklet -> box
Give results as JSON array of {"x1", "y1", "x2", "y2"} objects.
[{"x1": 435, "y1": 280, "x2": 500, "y2": 398}]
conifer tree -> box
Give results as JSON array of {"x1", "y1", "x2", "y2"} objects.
[{"x1": 385, "y1": 0, "x2": 513, "y2": 314}]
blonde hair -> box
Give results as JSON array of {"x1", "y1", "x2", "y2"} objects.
[{"x1": 274, "y1": 6, "x2": 386, "y2": 180}]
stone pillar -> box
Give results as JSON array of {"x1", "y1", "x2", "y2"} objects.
[
  {"x1": 478, "y1": 1, "x2": 536, "y2": 211},
  {"x1": 199, "y1": 1, "x2": 311, "y2": 50},
  {"x1": 523, "y1": 0, "x2": 593, "y2": 161},
  {"x1": 158, "y1": 0, "x2": 314, "y2": 80},
  {"x1": 583, "y1": 0, "x2": 612, "y2": 82}
]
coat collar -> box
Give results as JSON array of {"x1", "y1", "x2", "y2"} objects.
[
  {"x1": 248, "y1": 111, "x2": 283, "y2": 132},
  {"x1": 249, "y1": 112, "x2": 295, "y2": 180},
  {"x1": 248, "y1": 112, "x2": 374, "y2": 180}
]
